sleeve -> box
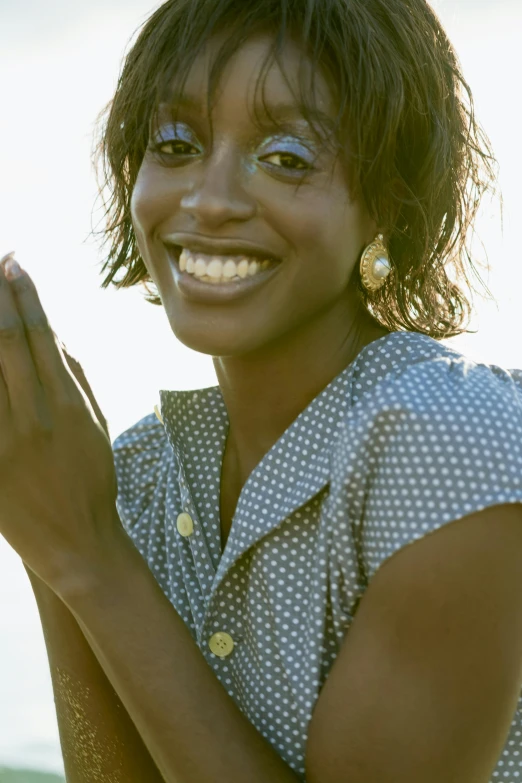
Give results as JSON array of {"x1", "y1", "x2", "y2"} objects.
[
  {"x1": 332, "y1": 355, "x2": 522, "y2": 586},
  {"x1": 111, "y1": 412, "x2": 170, "y2": 538}
]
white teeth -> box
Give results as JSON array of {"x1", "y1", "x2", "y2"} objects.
[
  {"x1": 206, "y1": 259, "x2": 223, "y2": 279},
  {"x1": 237, "y1": 260, "x2": 249, "y2": 278},
  {"x1": 222, "y1": 260, "x2": 237, "y2": 279},
  {"x1": 176, "y1": 247, "x2": 276, "y2": 283},
  {"x1": 194, "y1": 258, "x2": 207, "y2": 277}
]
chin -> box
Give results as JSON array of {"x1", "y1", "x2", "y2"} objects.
[{"x1": 167, "y1": 315, "x2": 265, "y2": 358}]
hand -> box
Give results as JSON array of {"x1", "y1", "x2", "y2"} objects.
[{"x1": 0, "y1": 253, "x2": 122, "y2": 590}]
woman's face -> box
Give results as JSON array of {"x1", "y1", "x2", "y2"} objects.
[{"x1": 131, "y1": 32, "x2": 377, "y2": 357}]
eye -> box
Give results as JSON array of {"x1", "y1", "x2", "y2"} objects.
[
  {"x1": 260, "y1": 152, "x2": 311, "y2": 171},
  {"x1": 152, "y1": 139, "x2": 199, "y2": 157},
  {"x1": 148, "y1": 121, "x2": 201, "y2": 159}
]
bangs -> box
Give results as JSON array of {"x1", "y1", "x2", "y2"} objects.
[{"x1": 147, "y1": 3, "x2": 346, "y2": 166}]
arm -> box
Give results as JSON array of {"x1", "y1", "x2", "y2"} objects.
[
  {"x1": 24, "y1": 342, "x2": 164, "y2": 782},
  {"x1": 25, "y1": 565, "x2": 166, "y2": 783},
  {"x1": 306, "y1": 503, "x2": 522, "y2": 783},
  {"x1": 54, "y1": 526, "x2": 302, "y2": 783}
]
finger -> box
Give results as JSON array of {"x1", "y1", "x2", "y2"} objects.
[
  {"x1": 2, "y1": 260, "x2": 76, "y2": 400},
  {"x1": 0, "y1": 263, "x2": 45, "y2": 419},
  {"x1": 58, "y1": 340, "x2": 111, "y2": 438}
]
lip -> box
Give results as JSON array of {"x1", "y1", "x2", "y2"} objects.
[
  {"x1": 166, "y1": 247, "x2": 283, "y2": 304},
  {"x1": 161, "y1": 232, "x2": 282, "y2": 263}
]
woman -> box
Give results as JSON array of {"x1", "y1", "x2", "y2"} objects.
[{"x1": 1, "y1": 0, "x2": 522, "y2": 781}]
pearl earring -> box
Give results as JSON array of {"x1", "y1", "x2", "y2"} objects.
[{"x1": 360, "y1": 234, "x2": 392, "y2": 292}]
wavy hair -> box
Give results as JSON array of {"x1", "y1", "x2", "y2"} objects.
[{"x1": 92, "y1": 0, "x2": 498, "y2": 338}]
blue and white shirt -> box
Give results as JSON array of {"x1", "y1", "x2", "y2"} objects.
[{"x1": 112, "y1": 331, "x2": 522, "y2": 781}]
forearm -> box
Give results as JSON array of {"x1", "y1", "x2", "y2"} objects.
[
  {"x1": 25, "y1": 566, "x2": 166, "y2": 783},
  {"x1": 57, "y1": 532, "x2": 301, "y2": 783}
]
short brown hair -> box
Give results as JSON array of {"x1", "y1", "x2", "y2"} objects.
[{"x1": 93, "y1": 0, "x2": 498, "y2": 338}]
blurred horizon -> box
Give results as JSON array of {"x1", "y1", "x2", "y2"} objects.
[{"x1": 0, "y1": 0, "x2": 521, "y2": 774}]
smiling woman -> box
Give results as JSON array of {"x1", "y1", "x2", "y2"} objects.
[
  {"x1": 10, "y1": 1, "x2": 522, "y2": 783},
  {"x1": 95, "y1": 0, "x2": 496, "y2": 341}
]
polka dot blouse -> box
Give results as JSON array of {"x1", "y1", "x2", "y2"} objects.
[{"x1": 112, "y1": 331, "x2": 522, "y2": 781}]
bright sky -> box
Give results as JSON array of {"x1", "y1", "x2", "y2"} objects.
[{"x1": 0, "y1": 0, "x2": 521, "y2": 773}]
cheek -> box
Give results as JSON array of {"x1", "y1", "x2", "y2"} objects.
[
  {"x1": 130, "y1": 164, "x2": 176, "y2": 238},
  {"x1": 269, "y1": 183, "x2": 364, "y2": 260}
]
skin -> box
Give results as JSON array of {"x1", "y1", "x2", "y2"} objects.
[
  {"x1": 3, "y1": 31, "x2": 522, "y2": 783},
  {"x1": 131, "y1": 32, "x2": 389, "y2": 492}
]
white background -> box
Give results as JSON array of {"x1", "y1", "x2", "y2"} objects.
[{"x1": 0, "y1": 0, "x2": 521, "y2": 773}]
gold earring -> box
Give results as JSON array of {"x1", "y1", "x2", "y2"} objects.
[{"x1": 360, "y1": 234, "x2": 391, "y2": 292}]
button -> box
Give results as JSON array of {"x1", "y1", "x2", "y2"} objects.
[
  {"x1": 176, "y1": 513, "x2": 194, "y2": 537},
  {"x1": 209, "y1": 632, "x2": 234, "y2": 658},
  {"x1": 153, "y1": 404, "x2": 164, "y2": 425}
]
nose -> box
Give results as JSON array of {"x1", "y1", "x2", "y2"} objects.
[{"x1": 179, "y1": 146, "x2": 257, "y2": 229}]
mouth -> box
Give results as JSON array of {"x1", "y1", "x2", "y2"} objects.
[
  {"x1": 167, "y1": 243, "x2": 280, "y2": 284},
  {"x1": 164, "y1": 243, "x2": 283, "y2": 303}
]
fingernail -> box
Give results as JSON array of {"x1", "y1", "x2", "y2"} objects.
[
  {"x1": 4, "y1": 259, "x2": 23, "y2": 280},
  {"x1": 0, "y1": 251, "x2": 16, "y2": 266}
]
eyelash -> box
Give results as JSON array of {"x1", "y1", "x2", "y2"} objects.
[
  {"x1": 261, "y1": 152, "x2": 312, "y2": 171},
  {"x1": 151, "y1": 140, "x2": 198, "y2": 157},
  {"x1": 149, "y1": 139, "x2": 315, "y2": 174}
]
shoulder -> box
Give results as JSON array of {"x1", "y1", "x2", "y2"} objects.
[
  {"x1": 334, "y1": 331, "x2": 522, "y2": 481},
  {"x1": 349, "y1": 331, "x2": 522, "y2": 426},
  {"x1": 330, "y1": 333, "x2": 522, "y2": 583}
]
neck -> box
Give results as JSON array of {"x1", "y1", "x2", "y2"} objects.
[{"x1": 212, "y1": 295, "x2": 389, "y2": 483}]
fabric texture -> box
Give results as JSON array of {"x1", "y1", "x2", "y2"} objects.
[{"x1": 112, "y1": 331, "x2": 522, "y2": 781}]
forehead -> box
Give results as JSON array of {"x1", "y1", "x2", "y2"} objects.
[{"x1": 161, "y1": 31, "x2": 337, "y2": 118}]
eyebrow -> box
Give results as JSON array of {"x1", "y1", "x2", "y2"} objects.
[{"x1": 157, "y1": 93, "x2": 338, "y2": 135}]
